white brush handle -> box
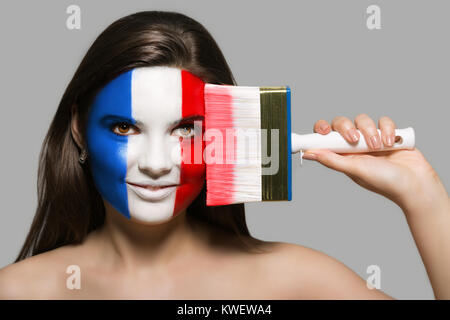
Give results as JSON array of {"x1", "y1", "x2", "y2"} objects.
[{"x1": 291, "y1": 127, "x2": 415, "y2": 153}]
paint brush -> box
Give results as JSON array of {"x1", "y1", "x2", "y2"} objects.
[{"x1": 203, "y1": 84, "x2": 415, "y2": 206}]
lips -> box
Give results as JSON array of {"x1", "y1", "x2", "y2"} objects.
[{"x1": 126, "y1": 182, "x2": 179, "y2": 201}]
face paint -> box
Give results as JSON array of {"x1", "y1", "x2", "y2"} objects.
[{"x1": 86, "y1": 66, "x2": 206, "y2": 224}]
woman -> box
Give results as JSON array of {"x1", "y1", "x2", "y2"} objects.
[{"x1": 0, "y1": 11, "x2": 448, "y2": 299}]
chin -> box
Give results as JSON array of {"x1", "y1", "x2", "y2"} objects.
[
  {"x1": 127, "y1": 199, "x2": 181, "y2": 224},
  {"x1": 129, "y1": 213, "x2": 177, "y2": 225}
]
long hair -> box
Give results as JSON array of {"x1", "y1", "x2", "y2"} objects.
[{"x1": 15, "y1": 11, "x2": 266, "y2": 262}]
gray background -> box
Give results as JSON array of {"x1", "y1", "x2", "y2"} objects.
[{"x1": 0, "y1": 0, "x2": 448, "y2": 299}]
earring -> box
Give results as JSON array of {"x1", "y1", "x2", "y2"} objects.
[{"x1": 79, "y1": 148, "x2": 88, "y2": 164}]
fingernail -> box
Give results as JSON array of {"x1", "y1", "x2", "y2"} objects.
[
  {"x1": 320, "y1": 124, "x2": 329, "y2": 132},
  {"x1": 347, "y1": 129, "x2": 359, "y2": 143},
  {"x1": 303, "y1": 152, "x2": 317, "y2": 160},
  {"x1": 370, "y1": 135, "x2": 381, "y2": 149},
  {"x1": 386, "y1": 135, "x2": 394, "y2": 147}
]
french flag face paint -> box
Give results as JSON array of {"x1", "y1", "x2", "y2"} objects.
[{"x1": 86, "y1": 66, "x2": 205, "y2": 223}]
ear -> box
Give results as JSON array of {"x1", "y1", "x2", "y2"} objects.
[{"x1": 70, "y1": 103, "x2": 84, "y2": 150}]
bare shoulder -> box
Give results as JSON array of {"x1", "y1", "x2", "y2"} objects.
[
  {"x1": 251, "y1": 241, "x2": 394, "y2": 299},
  {"x1": 0, "y1": 244, "x2": 84, "y2": 300}
]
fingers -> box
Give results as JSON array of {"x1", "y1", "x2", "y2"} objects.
[
  {"x1": 313, "y1": 119, "x2": 331, "y2": 134},
  {"x1": 378, "y1": 116, "x2": 396, "y2": 147},
  {"x1": 354, "y1": 113, "x2": 381, "y2": 150},
  {"x1": 303, "y1": 149, "x2": 358, "y2": 176},
  {"x1": 312, "y1": 114, "x2": 397, "y2": 151},
  {"x1": 331, "y1": 116, "x2": 360, "y2": 143}
]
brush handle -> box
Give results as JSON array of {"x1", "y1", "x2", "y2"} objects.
[{"x1": 291, "y1": 127, "x2": 415, "y2": 153}]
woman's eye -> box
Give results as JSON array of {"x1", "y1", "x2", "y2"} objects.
[
  {"x1": 173, "y1": 124, "x2": 195, "y2": 138},
  {"x1": 112, "y1": 122, "x2": 139, "y2": 135}
]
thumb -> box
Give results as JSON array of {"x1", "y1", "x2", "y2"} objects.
[{"x1": 303, "y1": 149, "x2": 358, "y2": 176}]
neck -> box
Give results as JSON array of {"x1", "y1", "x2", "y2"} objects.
[{"x1": 93, "y1": 200, "x2": 210, "y2": 271}]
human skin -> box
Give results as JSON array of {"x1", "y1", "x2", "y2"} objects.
[
  {"x1": 0, "y1": 72, "x2": 448, "y2": 298},
  {"x1": 85, "y1": 66, "x2": 206, "y2": 223},
  {"x1": 305, "y1": 115, "x2": 450, "y2": 299}
]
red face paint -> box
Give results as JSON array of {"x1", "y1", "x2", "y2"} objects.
[{"x1": 173, "y1": 70, "x2": 206, "y2": 215}]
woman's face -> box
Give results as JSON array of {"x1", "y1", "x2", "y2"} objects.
[{"x1": 86, "y1": 66, "x2": 206, "y2": 224}]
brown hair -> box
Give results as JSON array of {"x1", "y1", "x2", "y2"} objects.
[{"x1": 15, "y1": 11, "x2": 266, "y2": 262}]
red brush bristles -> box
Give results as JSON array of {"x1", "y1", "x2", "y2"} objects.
[
  {"x1": 204, "y1": 84, "x2": 263, "y2": 206},
  {"x1": 204, "y1": 84, "x2": 237, "y2": 206}
]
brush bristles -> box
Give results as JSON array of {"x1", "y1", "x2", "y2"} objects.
[
  {"x1": 204, "y1": 84, "x2": 262, "y2": 206},
  {"x1": 230, "y1": 85, "x2": 262, "y2": 204},
  {"x1": 205, "y1": 84, "x2": 291, "y2": 206}
]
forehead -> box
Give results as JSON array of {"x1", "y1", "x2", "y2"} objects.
[
  {"x1": 91, "y1": 66, "x2": 205, "y2": 127},
  {"x1": 131, "y1": 67, "x2": 182, "y2": 126},
  {"x1": 91, "y1": 66, "x2": 183, "y2": 126}
]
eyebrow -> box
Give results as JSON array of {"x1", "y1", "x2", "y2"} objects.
[
  {"x1": 100, "y1": 114, "x2": 204, "y2": 127},
  {"x1": 169, "y1": 114, "x2": 205, "y2": 126},
  {"x1": 100, "y1": 115, "x2": 135, "y2": 124}
]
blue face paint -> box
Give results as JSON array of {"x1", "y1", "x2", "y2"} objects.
[{"x1": 86, "y1": 70, "x2": 134, "y2": 218}]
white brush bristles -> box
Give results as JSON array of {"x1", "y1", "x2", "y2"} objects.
[
  {"x1": 230, "y1": 86, "x2": 262, "y2": 203},
  {"x1": 204, "y1": 84, "x2": 262, "y2": 205}
]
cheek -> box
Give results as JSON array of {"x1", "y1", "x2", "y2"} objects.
[
  {"x1": 88, "y1": 136, "x2": 128, "y2": 179},
  {"x1": 86, "y1": 125, "x2": 130, "y2": 218},
  {"x1": 173, "y1": 133, "x2": 205, "y2": 215}
]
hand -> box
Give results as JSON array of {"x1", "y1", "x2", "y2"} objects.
[{"x1": 303, "y1": 114, "x2": 448, "y2": 211}]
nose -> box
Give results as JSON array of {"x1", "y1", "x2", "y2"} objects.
[{"x1": 137, "y1": 135, "x2": 174, "y2": 178}]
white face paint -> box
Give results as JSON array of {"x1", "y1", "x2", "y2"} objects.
[
  {"x1": 125, "y1": 67, "x2": 183, "y2": 223},
  {"x1": 87, "y1": 66, "x2": 206, "y2": 225}
]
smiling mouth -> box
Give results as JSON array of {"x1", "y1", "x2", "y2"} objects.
[
  {"x1": 127, "y1": 182, "x2": 179, "y2": 190},
  {"x1": 126, "y1": 182, "x2": 179, "y2": 201}
]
